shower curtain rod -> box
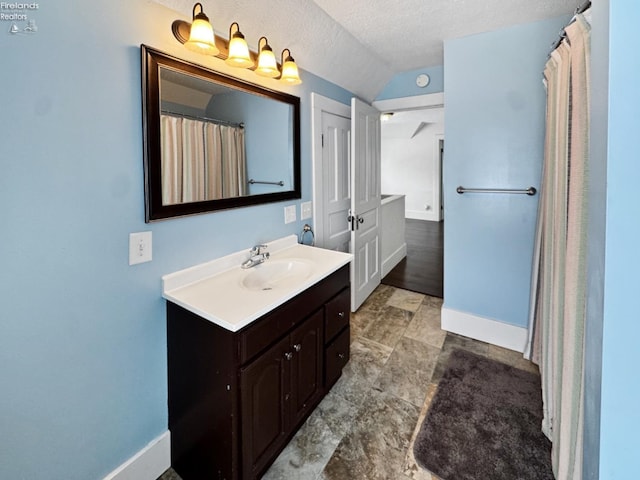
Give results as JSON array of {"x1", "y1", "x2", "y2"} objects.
[
  {"x1": 161, "y1": 110, "x2": 244, "y2": 129},
  {"x1": 549, "y1": 0, "x2": 591, "y2": 53}
]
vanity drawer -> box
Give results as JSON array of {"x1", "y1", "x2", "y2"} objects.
[
  {"x1": 324, "y1": 288, "x2": 350, "y2": 343},
  {"x1": 239, "y1": 266, "x2": 349, "y2": 365},
  {"x1": 325, "y1": 327, "x2": 350, "y2": 388}
]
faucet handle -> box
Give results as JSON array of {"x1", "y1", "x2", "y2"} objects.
[{"x1": 251, "y1": 244, "x2": 268, "y2": 255}]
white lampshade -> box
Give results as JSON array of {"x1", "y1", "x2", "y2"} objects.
[
  {"x1": 280, "y1": 51, "x2": 301, "y2": 85},
  {"x1": 225, "y1": 23, "x2": 253, "y2": 68},
  {"x1": 184, "y1": 4, "x2": 219, "y2": 56},
  {"x1": 255, "y1": 38, "x2": 279, "y2": 78}
]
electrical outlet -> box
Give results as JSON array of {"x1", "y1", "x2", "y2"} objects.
[
  {"x1": 129, "y1": 231, "x2": 152, "y2": 265},
  {"x1": 284, "y1": 205, "x2": 297, "y2": 224},
  {"x1": 301, "y1": 201, "x2": 312, "y2": 220}
]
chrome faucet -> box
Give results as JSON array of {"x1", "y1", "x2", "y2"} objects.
[{"x1": 241, "y1": 244, "x2": 270, "y2": 269}]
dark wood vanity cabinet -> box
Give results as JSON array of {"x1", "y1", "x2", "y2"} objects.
[
  {"x1": 167, "y1": 265, "x2": 350, "y2": 480},
  {"x1": 240, "y1": 310, "x2": 323, "y2": 479}
]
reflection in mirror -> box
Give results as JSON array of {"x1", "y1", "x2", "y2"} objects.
[{"x1": 142, "y1": 45, "x2": 300, "y2": 221}]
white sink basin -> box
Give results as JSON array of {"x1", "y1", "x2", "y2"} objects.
[{"x1": 240, "y1": 259, "x2": 314, "y2": 291}]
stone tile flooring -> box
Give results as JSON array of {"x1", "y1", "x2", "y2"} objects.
[{"x1": 159, "y1": 284, "x2": 539, "y2": 480}]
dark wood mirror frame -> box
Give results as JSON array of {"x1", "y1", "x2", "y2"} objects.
[{"x1": 141, "y1": 45, "x2": 301, "y2": 222}]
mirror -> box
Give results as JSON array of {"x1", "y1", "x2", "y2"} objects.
[{"x1": 141, "y1": 45, "x2": 301, "y2": 221}]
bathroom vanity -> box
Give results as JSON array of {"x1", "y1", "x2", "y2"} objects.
[{"x1": 162, "y1": 237, "x2": 352, "y2": 480}]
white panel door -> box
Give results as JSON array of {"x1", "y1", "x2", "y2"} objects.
[
  {"x1": 321, "y1": 111, "x2": 351, "y2": 253},
  {"x1": 350, "y1": 98, "x2": 381, "y2": 311}
]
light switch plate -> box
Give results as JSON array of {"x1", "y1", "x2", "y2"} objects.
[
  {"x1": 301, "y1": 201, "x2": 312, "y2": 220},
  {"x1": 129, "y1": 231, "x2": 153, "y2": 265},
  {"x1": 284, "y1": 205, "x2": 297, "y2": 224}
]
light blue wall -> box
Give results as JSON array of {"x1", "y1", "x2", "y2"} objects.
[
  {"x1": 0, "y1": 1, "x2": 350, "y2": 479},
  {"x1": 375, "y1": 65, "x2": 444, "y2": 100},
  {"x1": 207, "y1": 91, "x2": 293, "y2": 195},
  {"x1": 598, "y1": 1, "x2": 640, "y2": 478},
  {"x1": 442, "y1": 16, "x2": 570, "y2": 327}
]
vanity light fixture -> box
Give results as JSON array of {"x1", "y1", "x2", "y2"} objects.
[
  {"x1": 182, "y1": 3, "x2": 219, "y2": 56},
  {"x1": 279, "y1": 49, "x2": 302, "y2": 85},
  {"x1": 171, "y1": 3, "x2": 302, "y2": 84},
  {"x1": 225, "y1": 22, "x2": 253, "y2": 68},
  {"x1": 255, "y1": 37, "x2": 279, "y2": 78}
]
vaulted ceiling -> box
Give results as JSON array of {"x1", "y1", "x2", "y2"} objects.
[{"x1": 152, "y1": 0, "x2": 581, "y2": 101}]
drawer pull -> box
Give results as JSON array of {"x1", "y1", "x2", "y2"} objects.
[
  {"x1": 293, "y1": 343, "x2": 302, "y2": 352},
  {"x1": 338, "y1": 311, "x2": 345, "y2": 318},
  {"x1": 284, "y1": 352, "x2": 293, "y2": 361}
]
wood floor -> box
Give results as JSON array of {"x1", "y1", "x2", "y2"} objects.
[{"x1": 382, "y1": 219, "x2": 443, "y2": 298}]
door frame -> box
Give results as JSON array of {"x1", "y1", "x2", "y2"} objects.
[
  {"x1": 372, "y1": 92, "x2": 444, "y2": 112},
  {"x1": 311, "y1": 93, "x2": 351, "y2": 248},
  {"x1": 435, "y1": 134, "x2": 445, "y2": 221}
]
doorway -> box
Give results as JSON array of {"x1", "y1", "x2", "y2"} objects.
[
  {"x1": 373, "y1": 94, "x2": 444, "y2": 298},
  {"x1": 381, "y1": 219, "x2": 443, "y2": 297}
]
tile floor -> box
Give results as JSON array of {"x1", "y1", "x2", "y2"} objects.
[{"x1": 159, "y1": 284, "x2": 539, "y2": 480}]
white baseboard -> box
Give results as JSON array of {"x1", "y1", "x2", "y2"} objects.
[
  {"x1": 441, "y1": 306, "x2": 528, "y2": 353},
  {"x1": 381, "y1": 243, "x2": 407, "y2": 277},
  {"x1": 406, "y1": 210, "x2": 439, "y2": 222},
  {"x1": 103, "y1": 431, "x2": 171, "y2": 480}
]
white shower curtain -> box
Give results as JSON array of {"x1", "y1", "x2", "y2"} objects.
[
  {"x1": 160, "y1": 114, "x2": 247, "y2": 204},
  {"x1": 529, "y1": 13, "x2": 591, "y2": 480},
  {"x1": 181, "y1": 118, "x2": 206, "y2": 203},
  {"x1": 160, "y1": 115, "x2": 182, "y2": 205}
]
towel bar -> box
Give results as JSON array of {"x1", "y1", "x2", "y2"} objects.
[{"x1": 456, "y1": 186, "x2": 537, "y2": 196}]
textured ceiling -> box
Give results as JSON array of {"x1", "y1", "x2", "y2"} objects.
[{"x1": 151, "y1": 0, "x2": 581, "y2": 101}]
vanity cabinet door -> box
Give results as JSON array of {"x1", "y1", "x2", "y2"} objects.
[
  {"x1": 240, "y1": 335, "x2": 291, "y2": 480},
  {"x1": 290, "y1": 310, "x2": 323, "y2": 427},
  {"x1": 325, "y1": 326, "x2": 351, "y2": 388}
]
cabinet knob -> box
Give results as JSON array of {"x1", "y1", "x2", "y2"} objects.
[
  {"x1": 338, "y1": 311, "x2": 345, "y2": 318},
  {"x1": 293, "y1": 343, "x2": 302, "y2": 352},
  {"x1": 284, "y1": 352, "x2": 293, "y2": 361},
  {"x1": 338, "y1": 353, "x2": 345, "y2": 360}
]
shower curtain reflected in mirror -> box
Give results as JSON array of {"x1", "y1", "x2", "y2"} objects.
[{"x1": 160, "y1": 114, "x2": 247, "y2": 205}]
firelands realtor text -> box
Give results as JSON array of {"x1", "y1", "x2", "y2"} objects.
[{"x1": 1, "y1": 3, "x2": 38, "y2": 21}]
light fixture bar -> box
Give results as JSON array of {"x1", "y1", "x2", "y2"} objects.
[{"x1": 171, "y1": 3, "x2": 302, "y2": 84}]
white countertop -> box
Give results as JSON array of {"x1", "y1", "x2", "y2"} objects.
[{"x1": 162, "y1": 235, "x2": 353, "y2": 332}]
